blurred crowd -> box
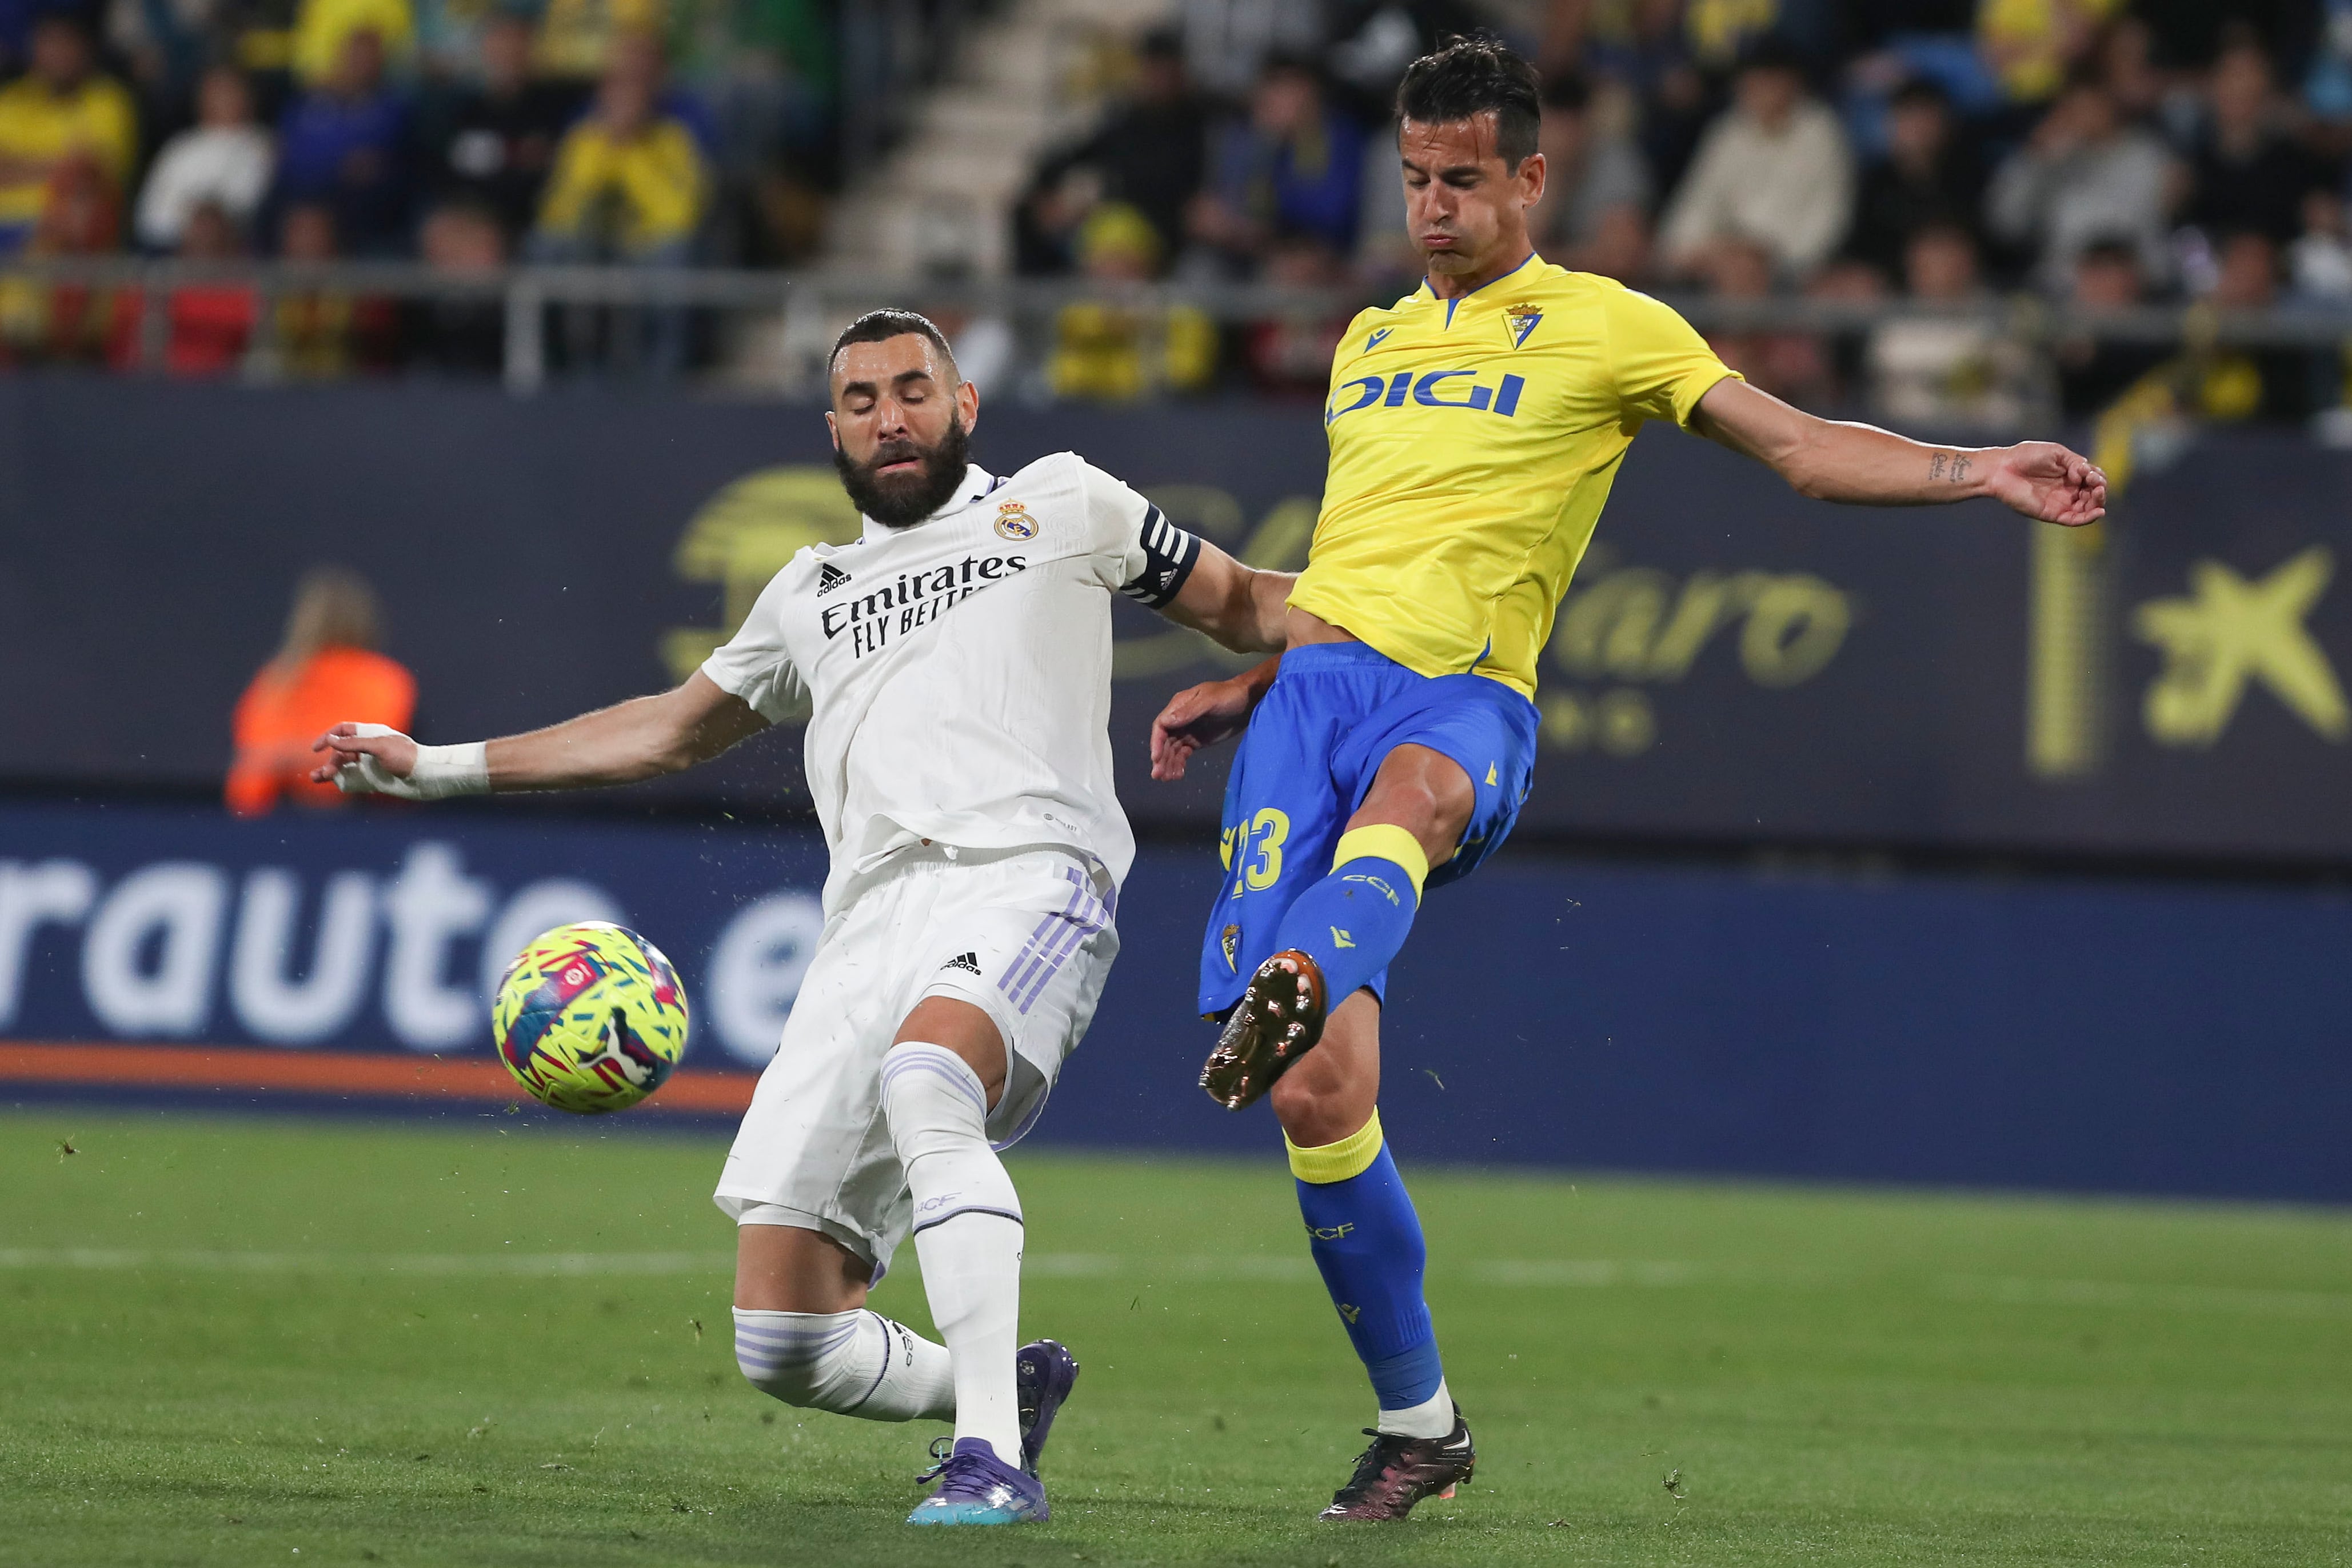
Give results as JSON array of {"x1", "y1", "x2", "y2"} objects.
[
  {"x1": 2, "y1": 0, "x2": 2346, "y2": 417},
  {"x1": 1017, "y1": 0, "x2": 2352, "y2": 423},
  {"x1": 0, "y1": 0, "x2": 835, "y2": 371}
]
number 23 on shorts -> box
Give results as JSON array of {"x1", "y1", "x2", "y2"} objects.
[{"x1": 1220, "y1": 807, "x2": 1289, "y2": 898}]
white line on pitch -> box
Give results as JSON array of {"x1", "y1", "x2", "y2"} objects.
[
  {"x1": 1936, "y1": 1274, "x2": 2352, "y2": 1319},
  {"x1": 0, "y1": 1248, "x2": 737, "y2": 1276},
  {"x1": 0, "y1": 1248, "x2": 1690, "y2": 1284},
  {"x1": 6, "y1": 1249, "x2": 2342, "y2": 1317}
]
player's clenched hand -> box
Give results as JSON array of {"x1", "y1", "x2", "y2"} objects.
[
  {"x1": 1150, "y1": 678, "x2": 1256, "y2": 782},
  {"x1": 311, "y1": 723, "x2": 492, "y2": 800},
  {"x1": 312, "y1": 722, "x2": 418, "y2": 794},
  {"x1": 1984, "y1": 441, "x2": 2107, "y2": 527},
  {"x1": 309, "y1": 720, "x2": 454, "y2": 801},
  {"x1": 310, "y1": 729, "x2": 416, "y2": 790}
]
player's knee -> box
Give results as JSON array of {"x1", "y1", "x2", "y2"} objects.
[
  {"x1": 1356, "y1": 767, "x2": 1473, "y2": 867},
  {"x1": 1270, "y1": 1070, "x2": 1359, "y2": 1148},
  {"x1": 891, "y1": 999, "x2": 1008, "y2": 1105},
  {"x1": 1418, "y1": 774, "x2": 1475, "y2": 858},
  {"x1": 880, "y1": 1043, "x2": 992, "y2": 1149},
  {"x1": 1268, "y1": 1069, "x2": 1319, "y2": 1129}
]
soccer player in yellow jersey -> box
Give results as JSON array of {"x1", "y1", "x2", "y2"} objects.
[{"x1": 1148, "y1": 37, "x2": 2107, "y2": 1522}]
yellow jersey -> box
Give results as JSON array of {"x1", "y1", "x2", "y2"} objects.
[
  {"x1": 0, "y1": 75, "x2": 137, "y2": 227},
  {"x1": 1289, "y1": 255, "x2": 1736, "y2": 699},
  {"x1": 535, "y1": 119, "x2": 707, "y2": 253},
  {"x1": 290, "y1": 0, "x2": 416, "y2": 83}
]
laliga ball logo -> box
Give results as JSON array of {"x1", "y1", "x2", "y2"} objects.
[{"x1": 995, "y1": 502, "x2": 1038, "y2": 541}]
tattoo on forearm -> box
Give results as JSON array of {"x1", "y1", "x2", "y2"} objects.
[
  {"x1": 1928, "y1": 452, "x2": 1971, "y2": 485},
  {"x1": 1928, "y1": 453, "x2": 1946, "y2": 481}
]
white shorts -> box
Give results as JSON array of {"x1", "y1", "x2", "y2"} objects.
[{"x1": 712, "y1": 843, "x2": 1118, "y2": 1278}]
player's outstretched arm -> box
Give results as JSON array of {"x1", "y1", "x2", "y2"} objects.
[
  {"x1": 1159, "y1": 538, "x2": 1295, "y2": 655},
  {"x1": 1146, "y1": 541, "x2": 1291, "y2": 782},
  {"x1": 309, "y1": 671, "x2": 768, "y2": 799},
  {"x1": 1690, "y1": 377, "x2": 2107, "y2": 525}
]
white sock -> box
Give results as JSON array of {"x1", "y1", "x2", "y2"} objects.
[
  {"x1": 1377, "y1": 1377, "x2": 1455, "y2": 1439},
  {"x1": 733, "y1": 1307, "x2": 955, "y2": 1421},
  {"x1": 881, "y1": 1040, "x2": 1025, "y2": 1469}
]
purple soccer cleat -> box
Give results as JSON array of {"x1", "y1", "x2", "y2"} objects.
[
  {"x1": 907, "y1": 1437, "x2": 1051, "y2": 1525},
  {"x1": 1016, "y1": 1338, "x2": 1080, "y2": 1477}
]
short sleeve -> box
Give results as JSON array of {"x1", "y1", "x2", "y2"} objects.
[
  {"x1": 1078, "y1": 460, "x2": 1201, "y2": 609},
  {"x1": 1607, "y1": 286, "x2": 1740, "y2": 429},
  {"x1": 699, "y1": 566, "x2": 805, "y2": 722}
]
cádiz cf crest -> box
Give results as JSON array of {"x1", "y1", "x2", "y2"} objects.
[{"x1": 1504, "y1": 304, "x2": 1543, "y2": 349}]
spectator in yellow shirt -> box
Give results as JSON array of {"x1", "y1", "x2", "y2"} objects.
[
  {"x1": 1049, "y1": 202, "x2": 1217, "y2": 402},
  {"x1": 291, "y1": 0, "x2": 416, "y2": 85},
  {"x1": 530, "y1": 38, "x2": 706, "y2": 373},
  {"x1": 532, "y1": 51, "x2": 704, "y2": 259},
  {"x1": 0, "y1": 17, "x2": 137, "y2": 250}
]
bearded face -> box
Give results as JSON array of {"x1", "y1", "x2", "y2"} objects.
[
  {"x1": 834, "y1": 408, "x2": 973, "y2": 529},
  {"x1": 826, "y1": 327, "x2": 977, "y2": 526}
]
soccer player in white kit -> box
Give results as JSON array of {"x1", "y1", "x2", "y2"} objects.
[{"x1": 313, "y1": 310, "x2": 1292, "y2": 1525}]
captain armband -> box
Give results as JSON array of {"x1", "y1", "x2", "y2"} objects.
[{"x1": 1119, "y1": 503, "x2": 1201, "y2": 609}]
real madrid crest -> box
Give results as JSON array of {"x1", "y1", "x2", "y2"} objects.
[
  {"x1": 995, "y1": 501, "x2": 1039, "y2": 541},
  {"x1": 1503, "y1": 303, "x2": 1543, "y2": 349}
]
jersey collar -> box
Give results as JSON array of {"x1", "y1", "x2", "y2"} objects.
[
  {"x1": 1420, "y1": 251, "x2": 1540, "y2": 329},
  {"x1": 860, "y1": 463, "x2": 1000, "y2": 541}
]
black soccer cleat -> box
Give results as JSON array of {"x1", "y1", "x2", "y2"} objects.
[
  {"x1": 1316, "y1": 1407, "x2": 1476, "y2": 1522},
  {"x1": 1200, "y1": 950, "x2": 1328, "y2": 1110}
]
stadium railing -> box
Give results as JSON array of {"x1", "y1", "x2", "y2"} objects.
[{"x1": 3, "y1": 255, "x2": 2349, "y2": 415}]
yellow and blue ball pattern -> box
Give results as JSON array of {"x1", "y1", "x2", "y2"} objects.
[{"x1": 492, "y1": 922, "x2": 690, "y2": 1114}]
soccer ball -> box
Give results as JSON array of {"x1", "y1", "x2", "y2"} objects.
[{"x1": 492, "y1": 922, "x2": 690, "y2": 1114}]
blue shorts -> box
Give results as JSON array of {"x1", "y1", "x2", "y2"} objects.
[{"x1": 1196, "y1": 642, "x2": 1539, "y2": 1015}]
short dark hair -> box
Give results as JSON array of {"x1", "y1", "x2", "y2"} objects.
[
  {"x1": 1908, "y1": 219, "x2": 1975, "y2": 251},
  {"x1": 829, "y1": 308, "x2": 959, "y2": 380},
  {"x1": 1735, "y1": 33, "x2": 1807, "y2": 78},
  {"x1": 1258, "y1": 49, "x2": 1322, "y2": 85},
  {"x1": 2060, "y1": 60, "x2": 2110, "y2": 99},
  {"x1": 1395, "y1": 35, "x2": 1542, "y2": 170},
  {"x1": 1888, "y1": 76, "x2": 1948, "y2": 111},
  {"x1": 2078, "y1": 237, "x2": 2140, "y2": 270}
]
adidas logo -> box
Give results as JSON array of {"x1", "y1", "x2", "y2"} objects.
[
  {"x1": 816, "y1": 562, "x2": 852, "y2": 597},
  {"x1": 940, "y1": 951, "x2": 981, "y2": 975}
]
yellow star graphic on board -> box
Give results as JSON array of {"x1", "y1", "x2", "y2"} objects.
[{"x1": 2132, "y1": 546, "x2": 2349, "y2": 747}]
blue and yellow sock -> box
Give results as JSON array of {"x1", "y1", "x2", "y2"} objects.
[
  {"x1": 1289, "y1": 1110, "x2": 1453, "y2": 1437},
  {"x1": 1269, "y1": 826, "x2": 1427, "y2": 1003}
]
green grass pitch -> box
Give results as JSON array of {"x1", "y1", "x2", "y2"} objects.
[{"x1": 3, "y1": 1109, "x2": 2349, "y2": 1567}]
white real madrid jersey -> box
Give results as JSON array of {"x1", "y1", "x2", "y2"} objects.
[{"x1": 702, "y1": 455, "x2": 1200, "y2": 914}]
